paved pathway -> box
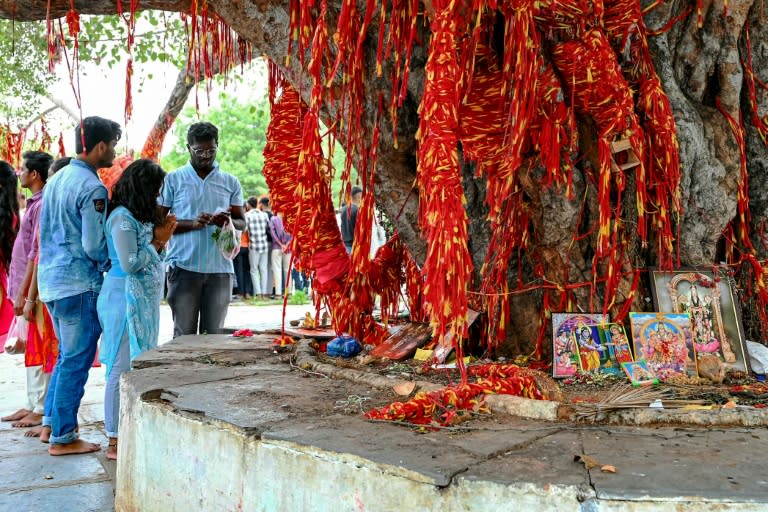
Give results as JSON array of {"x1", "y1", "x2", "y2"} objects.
[{"x1": 0, "y1": 302, "x2": 311, "y2": 511}]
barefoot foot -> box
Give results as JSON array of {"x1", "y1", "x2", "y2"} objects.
[
  {"x1": 12, "y1": 412, "x2": 42, "y2": 428},
  {"x1": 39, "y1": 425, "x2": 51, "y2": 443},
  {"x1": 2, "y1": 408, "x2": 31, "y2": 422},
  {"x1": 106, "y1": 438, "x2": 118, "y2": 460},
  {"x1": 49, "y1": 439, "x2": 101, "y2": 456},
  {"x1": 25, "y1": 425, "x2": 45, "y2": 438}
]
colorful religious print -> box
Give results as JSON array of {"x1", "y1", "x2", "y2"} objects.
[
  {"x1": 551, "y1": 313, "x2": 609, "y2": 378},
  {"x1": 573, "y1": 324, "x2": 606, "y2": 374},
  {"x1": 629, "y1": 312, "x2": 698, "y2": 380},
  {"x1": 601, "y1": 323, "x2": 634, "y2": 368},
  {"x1": 568, "y1": 322, "x2": 634, "y2": 377},
  {"x1": 622, "y1": 360, "x2": 658, "y2": 386},
  {"x1": 649, "y1": 268, "x2": 750, "y2": 374}
]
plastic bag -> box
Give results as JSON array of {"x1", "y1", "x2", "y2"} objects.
[
  {"x1": 3, "y1": 315, "x2": 28, "y2": 354},
  {"x1": 327, "y1": 335, "x2": 362, "y2": 358},
  {"x1": 212, "y1": 212, "x2": 240, "y2": 260},
  {"x1": 747, "y1": 340, "x2": 768, "y2": 375}
]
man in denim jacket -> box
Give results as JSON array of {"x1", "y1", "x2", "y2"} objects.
[{"x1": 38, "y1": 116, "x2": 121, "y2": 455}]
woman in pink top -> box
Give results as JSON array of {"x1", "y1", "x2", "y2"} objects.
[{"x1": 0, "y1": 160, "x2": 20, "y2": 346}]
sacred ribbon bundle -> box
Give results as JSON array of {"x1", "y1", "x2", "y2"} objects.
[{"x1": 365, "y1": 363, "x2": 549, "y2": 426}]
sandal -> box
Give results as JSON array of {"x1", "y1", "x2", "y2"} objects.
[{"x1": 106, "y1": 438, "x2": 118, "y2": 460}]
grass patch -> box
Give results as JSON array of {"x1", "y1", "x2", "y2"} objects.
[
  {"x1": 245, "y1": 290, "x2": 310, "y2": 306},
  {"x1": 248, "y1": 297, "x2": 283, "y2": 306},
  {"x1": 288, "y1": 290, "x2": 310, "y2": 305}
]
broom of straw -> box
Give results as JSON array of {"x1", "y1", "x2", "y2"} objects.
[{"x1": 572, "y1": 385, "x2": 707, "y2": 422}]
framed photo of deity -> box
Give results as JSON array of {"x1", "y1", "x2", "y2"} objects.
[
  {"x1": 649, "y1": 268, "x2": 750, "y2": 374},
  {"x1": 622, "y1": 360, "x2": 658, "y2": 386},
  {"x1": 628, "y1": 312, "x2": 698, "y2": 380},
  {"x1": 600, "y1": 323, "x2": 634, "y2": 369},
  {"x1": 551, "y1": 313, "x2": 609, "y2": 378},
  {"x1": 573, "y1": 324, "x2": 606, "y2": 374}
]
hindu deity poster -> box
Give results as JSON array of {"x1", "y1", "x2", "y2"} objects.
[
  {"x1": 629, "y1": 312, "x2": 698, "y2": 380},
  {"x1": 551, "y1": 313, "x2": 609, "y2": 378},
  {"x1": 649, "y1": 268, "x2": 750, "y2": 374}
]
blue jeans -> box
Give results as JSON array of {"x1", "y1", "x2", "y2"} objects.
[
  {"x1": 291, "y1": 269, "x2": 308, "y2": 292},
  {"x1": 42, "y1": 291, "x2": 101, "y2": 444},
  {"x1": 104, "y1": 331, "x2": 130, "y2": 438}
]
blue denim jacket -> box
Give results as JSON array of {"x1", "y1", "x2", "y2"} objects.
[{"x1": 38, "y1": 159, "x2": 109, "y2": 302}]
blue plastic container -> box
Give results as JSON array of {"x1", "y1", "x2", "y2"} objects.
[{"x1": 326, "y1": 335, "x2": 362, "y2": 358}]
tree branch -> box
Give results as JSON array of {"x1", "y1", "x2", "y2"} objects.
[
  {"x1": 42, "y1": 94, "x2": 79, "y2": 122},
  {"x1": 0, "y1": 1, "x2": 191, "y2": 20}
]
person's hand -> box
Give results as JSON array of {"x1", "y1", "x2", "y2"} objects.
[
  {"x1": 23, "y1": 299, "x2": 35, "y2": 322},
  {"x1": 155, "y1": 214, "x2": 178, "y2": 244},
  {"x1": 13, "y1": 291, "x2": 24, "y2": 316},
  {"x1": 210, "y1": 210, "x2": 231, "y2": 228},
  {"x1": 195, "y1": 212, "x2": 213, "y2": 228}
]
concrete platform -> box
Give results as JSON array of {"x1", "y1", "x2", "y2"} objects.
[{"x1": 116, "y1": 335, "x2": 768, "y2": 511}]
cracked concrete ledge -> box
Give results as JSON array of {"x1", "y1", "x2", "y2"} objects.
[
  {"x1": 293, "y1": 340, "x2": 768, "y2": 428},
  {"x1": 116, "y1": 355, "x2": 589, "y2": 511},
  {"x1": 115, "y1": 334, "x2": 768, "y2": 511}
]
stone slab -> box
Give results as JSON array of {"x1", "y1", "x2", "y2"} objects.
[
  {"x1": 583, "y1": 427, "x2": 768, "y2": 502},
  {"x1": 460, "y1": 429, "x2": 589, "y2": 489},
  {"x1": 160, "y1": 377, "x2": 293, "y2": 431},
  {"x1": 0, "y1": 452, "x2": 108, "y2": 492},
  {"x1": 263, "y1": 415, "x2": 481, "y2": 486},
  {"x1": 157, "y1": 366, "x2": 372, "y2": 433},
  {"x1": 437, "y1": 417, "x2": 562, "y2": 458},
  {"x1": 155, "y1": 333, "x2": 276, "y2": 351},
  {"x1": 0, "y1": 481, "x2": 114, "y2": 512},
  {"x1": 133, "y1": 335, "x2": 277, "y2": 368},
  {"x1": 121, "y1": 365, "x2": 265, "y2": 396},
  {"x1": 0, "y1": 426, "x2": 48, "y2": 457}
]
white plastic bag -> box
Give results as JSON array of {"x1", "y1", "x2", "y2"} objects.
[
  {"x1": 3, "y1": 315, "x2": 28, "y2": 354},
  {"x1": 747, "y1": 340, "x2": 768, "y2": 375},
  {"x1": 212, "y1": 214, "x2": 240, "y2": 260}
]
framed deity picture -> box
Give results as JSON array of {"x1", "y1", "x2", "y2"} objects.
[
  {"x1": 622, "y1": 360, "x2": 658, "y2": 386},
  {"x1": 601, "y1": 323, "x2": 634, "y2": 367},
  {"x1": 576, "y1": 323, "x2": 634, "y2": 376},
  {"x1": 649, "y1": 268, "x2": 750, "y2": 374},
  {"x1": 551, "y1": 313, "x2": 609, "y2": 378},
  {"x1": 573, "y1": 324, "x2": 606, "y2": 374},
  {"x1": 629, "y1": 312, "x2": 698, "y2": 380}
]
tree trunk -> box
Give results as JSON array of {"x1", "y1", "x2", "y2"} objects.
[{"x1": 4, "y1": 0, "x2": 766, "y2": 351}]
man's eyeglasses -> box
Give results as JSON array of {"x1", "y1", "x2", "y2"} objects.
[{"x1": 189, "y1": 146, "x2": 218, "y2": 158}]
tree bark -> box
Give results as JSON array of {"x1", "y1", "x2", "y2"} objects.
[
  {"x1": 140, "y1": 65, "x2": 194, "y2": 160},
  {"x1": 3, "y1": 0, "x2": 766, "y2": 350}
]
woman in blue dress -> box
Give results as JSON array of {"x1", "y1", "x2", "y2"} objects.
[{"x1": 97, "y1": 159, "x2": 176, "y2": 460}]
